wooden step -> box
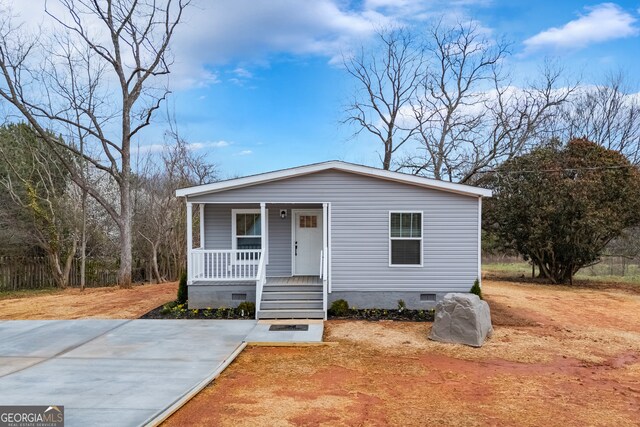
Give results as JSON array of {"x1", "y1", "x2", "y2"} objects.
[
  {"x1": 263, "y1": 285, "x2": 322, "y2": 292},
  {"x1": 261, "y1": 300, "x2": 323, "y2": 310},
  {"x1": 257, "y1": 309, "x2": 325, "y2": 319},
  {"x1": 261, "y1": 291, "x2": 323, "y2": 301}
]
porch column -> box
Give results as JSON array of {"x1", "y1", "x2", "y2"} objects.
[
  {"x1": 322, "y1": 203, "x2": 328, "y2": 258},
  {"x1": 199, "y1": 204, "x2": 205, "y2": 248},
  {"x1": 322, "y1": 202, "x2": 329, "y2": 319},
  {"x1": 186, "y1": 202, "x2": 193, "y2": 284},
  {"x1": 260, "y1": 202, "x2": 267, "y2": 264}
]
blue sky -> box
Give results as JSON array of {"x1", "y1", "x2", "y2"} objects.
[{"x1": 13, "y1": 0, "x2": 640, "y2": 178}]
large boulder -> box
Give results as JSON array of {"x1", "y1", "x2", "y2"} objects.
[{"x1": 429, "y1": 293, "x2": 493, "y2": 347}]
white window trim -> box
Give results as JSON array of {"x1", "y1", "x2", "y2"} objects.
[
  {"x1": 388, "y1": 210, "x2": 423, "y2": 268},
  {"x1": 231, "y1": 208, "x2": 268, "y2": 264}
]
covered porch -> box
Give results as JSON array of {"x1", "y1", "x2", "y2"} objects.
[{"x1": 185, "y1": 202, "x2": 330, "y2": 319}]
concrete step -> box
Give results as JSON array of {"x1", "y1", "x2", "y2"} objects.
[
  {"x1": 261, "y1": 300, "x2": 323, "y2": 310},
  {"x1": 263, "y1": 285, "x2": 322, "y2": 292},
  {"x1": 257, "y1": 309, "x2": 325, "y2": 319},
  {"x1": 261, "y1": 291, "x2": 323, "y2": 301}
]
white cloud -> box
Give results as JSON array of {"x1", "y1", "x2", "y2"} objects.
[
  {"x1": 170, "y1": 0, "x2": 388, "y2": 87},
  {"x1": 135, "y1": 140, "x2": 231, "y2": 154},
  {"x1": 233, "y1": 67, "x2": 253, "y2": 79},
  {"x1": 134, "y1": 144, "x2": 165, "y2": 154},
  {"x1": 523, "y1": 3, "x2": 638, "y2": 51},
  {"x1": 7, "y1": 0, "x2": 494, "y2": 89},
  {"x1": 237, "y1": 150, "x2": 253, "y2": 156}
]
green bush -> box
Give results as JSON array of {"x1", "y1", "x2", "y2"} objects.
[
  {"x1": 160, "y1": 301, "x2": 177, "y2": 315},
  {"x1": 397, "y1": 299, "x2": 406, "y2": 312},
  {"x1": 329, "y1": 299, "x2": 350, "y2": 316},
  {"x1": 236, "y1": 301, "x2": 256, "y2": 317},
  {"x1": 177, "y1": 272, "x2": 188, "y2": 304},
  {"x1": 470, "y1": 278, "x2": 482, "y2": 300}
]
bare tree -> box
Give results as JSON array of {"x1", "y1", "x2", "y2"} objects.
[
  {"x1": 404, "y1": 22, "x2": 576, "y2": 183},
  {"x1": 0, "y1": 124, "x2": 80, "y2": 288},
  {"x1": 343, "y1": 27, "x2": 424, "y2": 170},
  {"x1": 555, "y1": 72, "x2": 640, "y2": 164},
  {"x1": 0, "y1": 0, "x2": 190, "y2": 287},
  {"x1": 135, "y1": 124, "x2": 216, "y2": 283}
]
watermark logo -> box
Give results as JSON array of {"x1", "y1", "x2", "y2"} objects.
[{"x1": 0, "y1": 406, "x2": 64, "y2": 427}]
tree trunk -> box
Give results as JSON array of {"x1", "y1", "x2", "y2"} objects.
[
  {"x1": 62, "y1": 239, "x2": 77, "y2": 288},
  {"x1": 118, "y1": 177, "x2": 133, "y2": 288},
  {"x1": 80, "y1": 188, "x2": 87, "y2": 291},
  {"x1": 48, "y1": 252, "x2": 67, "y2": 289},
  {"x1": 383, "y1": 140, "x2": 392, "y2": 170},
  {"x1": 151, "y1": 242, "x2": 163, "y2": 283}
]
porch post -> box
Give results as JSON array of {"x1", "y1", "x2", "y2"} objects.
[
  {"x1": 322, "y1": 203, "x2": 328, "y2": 257},
  {"x1": 199, "y1": 204, "x2": 205, "y2": 249},
  {"x1": 186, "y1": 202, "x2": 193, "y2": 284},
  {"x1": 322, "y1": 203, "x2": 328, "y2": 319},
  {"x1": 260, "y1": 202, "x2": 267, "y2": 264}
]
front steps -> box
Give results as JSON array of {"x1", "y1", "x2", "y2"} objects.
[{"x1": 258, "y1": 280, "x2": 325, "y2": 319}]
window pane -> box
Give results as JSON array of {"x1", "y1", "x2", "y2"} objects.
[
  {"x1": 391, "y1": 240, "x2": 421, "y2": 265},
  {"x1": 390, "y1": 213, "x2": 401, "y2": 237},
  {"x1": 237, "y1": 236, "x2": 261, "y2": 249},
  {"x1": 411, "y1": 213, "x2": 421, "y2": 238},
  {"x1": 236, "y1": 213, "x2": 261, "y2": 236},
  {"x1": 300, "y1": 215, "x2": 318, "y2": 228},
  {"x1": 236, "y1": 214, "x2": 246, "y2": 235},
  {"x1": 404, "y1": 213, "x2": 413, "y2": 237}
]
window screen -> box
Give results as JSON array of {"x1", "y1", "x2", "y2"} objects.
[
  {"x1": 390, "y1": 212, "x2": 422, "y2": 266},
  {"x1": 235, "y1": 212, "x2": 261, "y2": 258}
]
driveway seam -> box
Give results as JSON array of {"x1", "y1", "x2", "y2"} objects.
[{"x1": 0, "y1": 320, "x2": 131, "y2": 379}]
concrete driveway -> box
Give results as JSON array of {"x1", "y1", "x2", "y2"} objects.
[{"x1": 0, "y1": 319, "x2": 256, "y2": 426}]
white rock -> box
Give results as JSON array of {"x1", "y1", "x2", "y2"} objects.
[{"x1": 429, "y1": 293, "x2": 493, "y2": 347}]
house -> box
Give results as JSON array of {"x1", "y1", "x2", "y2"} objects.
[{"x1": 175, "y1": 161, "x2": 492, "y2": 319}]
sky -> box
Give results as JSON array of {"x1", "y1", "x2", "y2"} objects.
[{"x1": 8, "y1": 0, "x2": 640, "y2": 178}]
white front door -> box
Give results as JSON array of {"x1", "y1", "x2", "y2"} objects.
[{"x1": 293, "y1": 210, "x2": 323, "y2": 275}]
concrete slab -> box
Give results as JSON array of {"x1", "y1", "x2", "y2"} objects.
[
  {"x1": 0, "y1": 320, "x2": 257, "y2": 427},
  {"x1": 62, "y1": 320, "x2": 254, "y2": 361},
  {"x1": 0, "y1": 356, "x2": 44, "y2": 376},
  {"x1": 0, "y1": 320, "x2": 128, "y2": 357},
  {"x1": 246, "y1": 322, "x2": 324, "y2": 344}
]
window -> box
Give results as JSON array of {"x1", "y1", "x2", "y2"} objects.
[
  {"x1": 232, "y1": 209, "x2": 267, "y2": 262},
  {"x1": 299, "y1": 215, "x2": 317, "y2": 228},
  {"x1": 389, "y1": 212, "x2": 422, "y2": 266}
]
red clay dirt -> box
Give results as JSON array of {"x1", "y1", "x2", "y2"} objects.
[
  {"x1": 0, "y1": 282, "x2": 177, "y2": 319},
  {"x1": 164, "y1": 280, "x2": 640, "y2": 427}
]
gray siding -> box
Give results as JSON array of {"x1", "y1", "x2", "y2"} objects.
[
  {"x1": 195, "y1": 170, "x2": 479, "y2": 293},
  {"x1": 204, "y1": 203, "x2": 317, "y2": 277}
]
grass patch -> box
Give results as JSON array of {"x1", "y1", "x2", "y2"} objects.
[
  {"x1": 484, "y1": 262, "x2": 640, "y2": 286},
  {"x1": 0, "y1": 287, "x2": 62, "y2": 300}
]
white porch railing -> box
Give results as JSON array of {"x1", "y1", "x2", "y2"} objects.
[
  {"x1": 255, "y1": 252, "x2": 267, "y2": 319},
  {"x1": 190, "y1": 249, "x2": 262, "y2": 281},
  {"x1": 321, "y1": 247, "x2": 328, "y2": 319}
]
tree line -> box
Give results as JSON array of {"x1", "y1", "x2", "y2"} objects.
[
  {"x1": 0, "y1": 121, "x2": 213, "y2": 288},
  {"x1": 345, "y1": 24, "x2": 640, "y2": 284},
  {"x1": 0, "y1": 2, "x2": 638, "y2": 287}
]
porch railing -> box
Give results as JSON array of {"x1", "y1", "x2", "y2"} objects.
[
  {"x1": 321, "y1": 247, "x2": 328, "y2": 319},
  {"x1": 255, "y1": 252, "x2": 267, "y2": 318},
  {"x1": 190, "y1": 249, "x2": 262, "y2": 281}
]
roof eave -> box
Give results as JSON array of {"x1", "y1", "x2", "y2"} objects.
[{"x1": 175, "y1": 161, "x2": 493, "y2": 198}]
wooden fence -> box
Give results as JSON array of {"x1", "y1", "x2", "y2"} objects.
[{"x1": 0, "y1": 257, "x2": 144, "y2": 290}]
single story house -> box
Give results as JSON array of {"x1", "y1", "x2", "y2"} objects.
[{"x1": 176, "y1": 161, "x2": 492, "y2": 319}]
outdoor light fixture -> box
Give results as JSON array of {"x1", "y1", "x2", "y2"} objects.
[{"x1": 280, "y1": 209, "x2": 287, "y2": 219}]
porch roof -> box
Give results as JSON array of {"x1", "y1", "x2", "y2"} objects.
[{"x1": 176, "y1": 160, "x2": 492, "y2": 198}]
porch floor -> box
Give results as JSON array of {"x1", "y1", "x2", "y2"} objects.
[
  {"x1": 191, "y1": 276, "x2": 321, "y2": 287},
  {"x1": 267, "y1": 276, "x2": 321, "y2": 285}
]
